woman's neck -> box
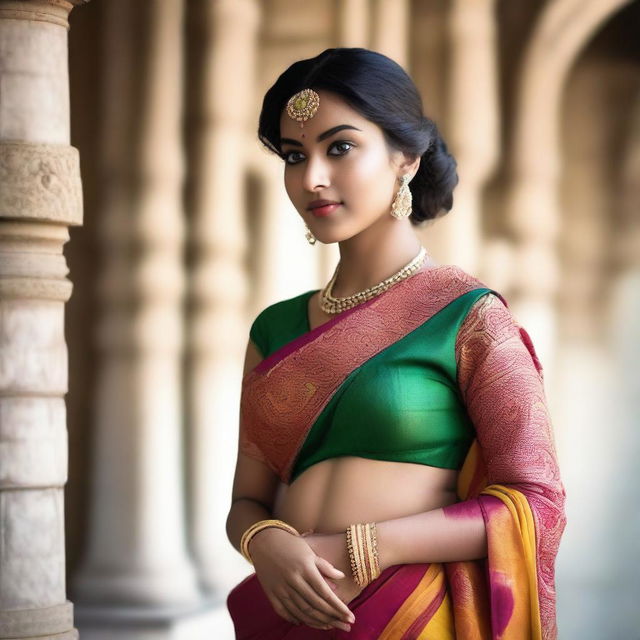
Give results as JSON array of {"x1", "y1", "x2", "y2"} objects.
[{"x1": 331, "y1": 224, "x2": 436, "y2": 297}]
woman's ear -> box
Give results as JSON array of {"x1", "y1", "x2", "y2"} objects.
[
  {"x1": 406, "y1": 154, "x2": 421, "y2": 177},
  {"x1": 395, "y1": 152, "x2": 420, "y2": 179}
]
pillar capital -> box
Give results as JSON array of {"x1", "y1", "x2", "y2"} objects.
[{"x1": 0, "y1": 1, "x2": 88, "y2": 30}]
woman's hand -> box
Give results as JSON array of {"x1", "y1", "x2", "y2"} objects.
[
  {"x1": 301, "y1": 530, "x2": 366, "y2": 606},
  {"x1": 249, "y1": 527, "x2": 356, "y2": 631}
]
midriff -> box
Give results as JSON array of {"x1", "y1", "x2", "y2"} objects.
[
  {"x1": 272, "y1": 454, "x2": 459, "y2": 535},
  {"x1": 271, "y1": 286, "x2": 459, "y2": 534}
]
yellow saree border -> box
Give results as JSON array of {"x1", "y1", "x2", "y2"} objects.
[
  {"x1": 375, "y1": 441, "x2": 543, "y2": 639},
  {"x1": 481, "y1": 484, "x2": 542, "y2": 639},
  {"x1": 378, "y1": 563, "x2": 455, "y2": 639}
]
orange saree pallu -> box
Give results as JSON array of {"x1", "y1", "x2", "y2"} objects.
[{"x1": 227, "y1": 265, "x2": 566, "y2": 639}]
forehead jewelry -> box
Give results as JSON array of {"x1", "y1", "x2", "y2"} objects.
[{"x1": 286, "y1": 88, "x2": 320, "y2": 129}]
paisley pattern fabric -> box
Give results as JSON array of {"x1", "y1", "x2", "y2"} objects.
[
  {"x1": 230, "y1": 264, "x2": 566, "y2": 639},
  {"x1": 239, "y1": 265, "x2": 503, "y2": 483},
  {"x1": 450, "y1": 293, "x2": 566, "y2": 638}
]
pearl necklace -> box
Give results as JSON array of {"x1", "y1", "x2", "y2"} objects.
[{"x1": 319, "y1": 246, "x2": 429, "y2": 314}]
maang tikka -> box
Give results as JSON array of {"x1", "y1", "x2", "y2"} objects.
[
  {"x1": 286, "y1": 88, "x2": 320, "y2": 129},
  {"x1": 390, "y1": 174, "x2": 413, "y2": 220}
]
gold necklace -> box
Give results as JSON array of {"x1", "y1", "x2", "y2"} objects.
[{"x1": 319, "y1": 246, "x2": 429, "y2": 314}]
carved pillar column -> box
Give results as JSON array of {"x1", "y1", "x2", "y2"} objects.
[
  {"x1": 71, "y1": 0, "x2": 203, "y2": 630},
  {"x1": 0, "y1": 1, "x2": 86, "y2": 639},
  {"x1": 371, "y1": 0, "x2": 409, "y2": 67},
  {"x1": 430, "y1": 0, "x2": 499, "y2": 274},
  {"x1": 337, "y1": 0, "x2": 369, "y2": 48},
  {"x1": 185, "y1": 0, "x2": 261, "y2": 594}
]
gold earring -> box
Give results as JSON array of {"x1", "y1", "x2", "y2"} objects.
[
  {"x1": 305, "y1": 223, "x2": 317, "y2": 245},
  {"x1": 390, "y1": 174, "x2": 412, "y2": 220}
]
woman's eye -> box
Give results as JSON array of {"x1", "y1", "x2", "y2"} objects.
[
  {"x1": 283, "y1": 151, "x2": 304, "y2": 165},
  {"x1": 283, "y1": 141, "x2": 354, "y2": 165},
  {"x1": 329, "y1": 141, "x2": 354, "y2": 155}
]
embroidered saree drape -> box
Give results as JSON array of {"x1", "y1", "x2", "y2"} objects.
[{"x1": 227, "y1": 265, "x2": 566, "y2": 639}]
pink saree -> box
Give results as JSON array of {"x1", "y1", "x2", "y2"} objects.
[{"x1": 227, "y1": 265, "x2": 566, "y2": 639}]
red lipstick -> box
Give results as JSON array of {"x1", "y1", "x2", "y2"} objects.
[{"x1": 308, "y1": 199, "x2": 342, "y2": 217}]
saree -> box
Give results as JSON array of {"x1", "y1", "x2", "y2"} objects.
[{"x1": 227, "y1": 265, "x2": 566, "y2": 639}]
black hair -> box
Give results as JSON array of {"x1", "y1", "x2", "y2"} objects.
[{"x1": 258, "y1": 47, "x2": 458, "y2": 225}]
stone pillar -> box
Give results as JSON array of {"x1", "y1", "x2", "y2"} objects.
[
  {"x1": 371, "y1": 0, "x2": 409, "y2": 67},
  {"x1": 337, "y1": 0, "x2": 369, "y2": 48},
  {"x1": 0, "y1": 1, "x2": 86, "y2": 639},
  {"x1": 71, "y1": 1, "x2": 209, "y2": 634},
  {"x1": 185, "y1": 0, "x2": 261, "y2": 594},
  {"x1": 429, "y1": 0, "x2": 499, "y2": 274}
]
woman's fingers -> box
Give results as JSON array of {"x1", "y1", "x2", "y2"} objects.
[
  {"x1": 288, "y1": 579, "x2": 354, "y2": 631},
  {"x1": 285, "y1": 585, "x2": 352, "y2": 632},
  {"x1": 267, "y1": 593, "x2": 300, "y2": 626},
  {"x1": 303, "y1": 572, "x2": 355, "y2": 622},
  {"x1": 284, "y1": 587, "x2": 337, "y2": 627},
  {"x1": 313, "y1": 558, "x2": 356, "y2": 619}
]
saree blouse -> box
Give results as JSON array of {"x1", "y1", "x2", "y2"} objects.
[{"x1": 249, "y1": 286, "x2": 494, "y2": 482}]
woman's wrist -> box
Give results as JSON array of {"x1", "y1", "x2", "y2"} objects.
[
  {"x1": 241, "y1": 518, "x2": 301, "y2": 563},
  {"x1": 248, "y1": 526, "x2": 295, "y2": 559},
  {"x1": 345, "y1": 523, "x2": 382, "y2": 586},
  {"x1": 374, "y1": 520, "x2": 396, "y2": 570}
]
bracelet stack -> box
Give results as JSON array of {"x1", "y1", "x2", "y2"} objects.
[
  {"x1": 240, "y1": 519, "x2": 300, "y2": 564},
  {"x1": 346, "y1": 522, "x2": 380, "y2": 587}
]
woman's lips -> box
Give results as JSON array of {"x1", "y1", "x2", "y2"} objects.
[{"x1": 309, "y1": 203, "x2": 341, "y2": 217}]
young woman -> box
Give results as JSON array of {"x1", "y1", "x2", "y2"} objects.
[{"x1": 225, "y1": 48, "x2": 566, "y2": 639}]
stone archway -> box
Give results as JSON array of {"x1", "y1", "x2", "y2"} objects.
[
  {"x1": 507, "y1": 2, "x2": 639, "y2": 637},
  {"x1": 505, "y1": 0, "x2": 634, "y2": 368}
]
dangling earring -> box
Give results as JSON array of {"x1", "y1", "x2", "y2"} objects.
[
  {"x1": 304, "y1": 223, "x2": 317, "y2": 245},
  {"x1": 390, "y1": 174, "x2": 413, "y2": 220}
]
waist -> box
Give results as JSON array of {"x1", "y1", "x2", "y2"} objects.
[{"x1": 273, "y1": 455, "x2": 459, "y2": 535}]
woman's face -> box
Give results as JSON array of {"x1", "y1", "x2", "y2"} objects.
[{"x1": 279, "y1": 90, "x2": 413, "y2": 244}]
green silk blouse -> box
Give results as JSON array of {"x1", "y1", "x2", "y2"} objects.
[{"x1": 249, "y1": 287, "x2": 492, "y2": 483}]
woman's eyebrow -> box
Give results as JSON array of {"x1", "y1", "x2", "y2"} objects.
[{"x1": 280, "y1": 124, "x2": 362, "y2": 147}]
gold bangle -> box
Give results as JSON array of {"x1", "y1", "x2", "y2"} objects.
[
  {"x1": 240, "y1": 519, "x2": 300, "y2": 564},
  {"x1": 356, "y1": 524, "x2": 367, "y2": 585},
  {"x1": 366, "y1": 523, "x2": 381, "y2": 582},
  {"x1": 345, "y1": 522, "x2": 380, "y2": 587}
]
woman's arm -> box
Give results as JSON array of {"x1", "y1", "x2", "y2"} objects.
[
  {"x1": 375, "y1": 500, "x2": 487, "y2": 569},
  {"x1": 226, "y1": 496, "x2": 274, "y2": 555},
  {"x1": 375, "y1": 293, "x2": 566, "y2": 585},
  {"x1": 226, "y1": 337, "x2": 282, "y2": 555}
]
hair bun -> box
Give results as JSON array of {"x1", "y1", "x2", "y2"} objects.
[{"x1": 410, "y1": 121, "x2": 458, "y2": 223}]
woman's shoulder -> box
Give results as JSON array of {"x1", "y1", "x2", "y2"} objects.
[
  {"x1": 251, "y1": 288, "x2": 317, "y2": 324},
  {"x1": 248, "y1": 288, "x2": 317, "y2": 355},
  {"x1": 449, "y1": 272, "x2": 544, "y2": 377},
  {"x1": 423, "y1": 263, "x2": 523, "y2": 346},
  {"x1": 413, "y1": 263, "x2": 507, "y2": 312}
]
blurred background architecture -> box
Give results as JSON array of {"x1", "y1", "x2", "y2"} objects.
[{"x1": 1, "y1": 0, "x2": 638, "y2": 638}]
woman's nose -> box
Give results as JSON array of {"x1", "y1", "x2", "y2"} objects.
[{"x1": 302, "y1": 156, "x2": 330, "y2": 192}]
